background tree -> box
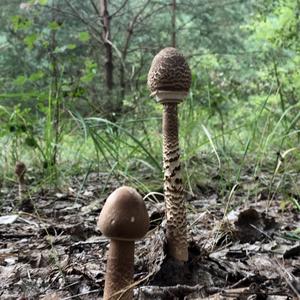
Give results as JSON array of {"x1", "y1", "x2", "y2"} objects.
[{"x1": 1, "y1": 0, "x2": 300, "y2": 187}]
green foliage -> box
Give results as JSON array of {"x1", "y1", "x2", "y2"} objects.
[
  {"x1": 80, "y1": 59, "x2": 97, "y2": 83},
  {"x1": 78, "y1": 31, "x2": 90, "y2": 43},
  {"x1": 252, "y1": 0, "x2": 299, "y2": 50},
  {"x1": 0, "y1": 0, "x2": 300, "y2": 199}
]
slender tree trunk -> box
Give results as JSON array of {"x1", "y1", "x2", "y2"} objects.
[
  {"x1": 171, "y1": 0, "x2": 176, "y2": 47},
  {"x1": 50, "y1": 0, "x2": 59, "y2": 167},
  {"x1": 100, "y1": 0, "x2": 113, "y2": 91},
  {"x1": 120, "y1": 64, "x2": 125, "y2": 100},
  {"x1": 273, "y1": 59, "x2": 285, "y2": 113},
  {"x1": 119, "y1": 0, "x2": 151, "y2": 99},
  {"x1": 120, "y1": 24, "x2": 132, "y2": 100}
]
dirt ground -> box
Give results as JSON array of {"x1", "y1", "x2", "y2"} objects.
[{"x1": 0, "y1": 171, "x2": 299, "y2": 299}]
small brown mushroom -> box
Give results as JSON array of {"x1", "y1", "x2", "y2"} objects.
[
  {"x1": 147, "y1": 47, "x2": 191, "y2": 262},
  {"x1": 97, "y1": 186, "x2": 149, "y2": 300},
  {"x1": 15, "y1": 161, "x2": 27, "y2": 201}
]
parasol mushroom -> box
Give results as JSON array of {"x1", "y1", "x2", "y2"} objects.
[
  {"x1": 147, "y1": 47, "x2": 191, "y2": 262},
  {"x1": 97, "y1": 186, "x2": 149, "y2": 300}
]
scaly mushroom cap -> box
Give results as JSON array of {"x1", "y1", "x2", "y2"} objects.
[
  {"x1": 147, "y1": 47, "x2": 191, "y2": 95},
  {"x1": 97, "y1": 186, "x2": 149, "y2": 241}
]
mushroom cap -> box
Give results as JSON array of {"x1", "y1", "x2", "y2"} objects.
[
  {"x1": 15, "y1": 161, "x2": 26, "y2": 177},
  {"x1": 97, "y1": 186, "x2": 149, "y2": 241},
  {"x1": 147, "y1": 47, "x2": 192, "y2": 94}
]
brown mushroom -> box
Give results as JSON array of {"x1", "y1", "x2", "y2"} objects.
[
  {"x1": 15, "y1": 161, "x2": 27, "y2": 201},
  {"x1": 147, "y1": 47, "x2": 191, "y2": 262},
  {"x1": 98, "y1": 186, "x2": 149, "y2": 300}
]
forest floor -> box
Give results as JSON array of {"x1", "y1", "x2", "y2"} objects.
[{"x1": 0, "y1": 169, "x2": 300, "y2": 299}]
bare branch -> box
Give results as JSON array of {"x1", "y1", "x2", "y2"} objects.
[
  {"x1": 110, "y1": 0, "x2": 129, "y2": 18},
  {"x1": 122, "y1": 0, "x2": 152, "y2": 57},
  {"x1": 89, "y1": 0, "x2": 99, "y2": 15},
  {"x1": 64, "y1": 0, "x2": 103, "y2": 44}
]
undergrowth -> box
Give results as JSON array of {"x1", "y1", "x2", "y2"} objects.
[{"x1": 1, "y1": 91, "x2": 300, "y2": 211}]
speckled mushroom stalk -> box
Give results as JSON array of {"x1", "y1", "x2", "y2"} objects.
[
  {"x1": 97, "y1": 186, "x2": 149, "y2": 300},
  {"x1": 15, "y1": 161, "x2": 27, "y2": 202},
  {"x1": 147, "y1": 48, "x2": 191, "y2": 262}
]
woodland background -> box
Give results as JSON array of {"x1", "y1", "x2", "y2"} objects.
[{"x1": 0, "y1": 0, "x2": 300, "y2": 208}]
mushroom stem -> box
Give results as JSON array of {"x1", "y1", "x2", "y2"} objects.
[
  {"x1": 18, "y1": 175, "x2": 25, "y2": 201},
  {"x1": 104, "y1": 240, "x2": 134, "y2": 300},
  {"x1": 15, "y1": 161, "x2": 27, "y2": 202},
  {"x1": 162, "y1": 103, "x2": 188, "y2": 262}
]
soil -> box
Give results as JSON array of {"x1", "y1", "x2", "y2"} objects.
[{"x1": 0, "y1": 171, "x2": 299, "y2": 299}]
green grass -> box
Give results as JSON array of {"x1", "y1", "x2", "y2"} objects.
[{"x1": 1, "y1": 91, "x2": 300, "y2": 213}]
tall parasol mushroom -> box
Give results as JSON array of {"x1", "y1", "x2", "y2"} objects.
[{"x1": 147, "y1": 47, "x2": 191, "y2": 262}]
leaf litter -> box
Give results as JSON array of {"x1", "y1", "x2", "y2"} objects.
[{"x1": 0, "y1": 170, "x2": 299, "y2": 299}]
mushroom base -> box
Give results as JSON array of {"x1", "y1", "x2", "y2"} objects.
[{"x1": 103, "y1": 240, "x2": 134, "y2": 300}]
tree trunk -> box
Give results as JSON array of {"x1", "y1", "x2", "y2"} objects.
[
  {"x1": 171, "y1": 0, "x2": 176, "y2": 47},
  {"x1": 50, "y1": 0, "x2": 59, "y2": 168},
  {"x1": 100, "y1": 0, "x2": 113, "y2": 91}
]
